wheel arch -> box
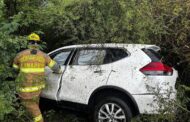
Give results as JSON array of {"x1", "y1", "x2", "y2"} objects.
[{"x1": 88, "y1": 86, "x2": 140, "y2": 117}]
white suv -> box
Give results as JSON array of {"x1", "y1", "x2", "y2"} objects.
[{"x1": 41, "y1": 44, "x2": 178, "y2": 122}]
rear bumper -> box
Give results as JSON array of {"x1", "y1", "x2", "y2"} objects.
[
  {"x1": 133, "y1": 92, "x2": 176, "y2": 114},
  {"x1": 134, "y1": 68, "x2": 178, "y2": 114}
]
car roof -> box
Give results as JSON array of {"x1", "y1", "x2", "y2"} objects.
[{"x1": 49, "y1": 43, "x2": 160, "y2": 54}]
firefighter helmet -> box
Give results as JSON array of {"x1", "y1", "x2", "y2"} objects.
[{"x1": 28, "y1": 33, "x2": 40, "y2": 41}]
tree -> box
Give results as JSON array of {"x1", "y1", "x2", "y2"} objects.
[{"x1": 0, "y1": 0, "x2": 190, "y2": 121}]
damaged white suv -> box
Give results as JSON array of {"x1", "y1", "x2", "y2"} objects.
[{"x1": 40, "y1": 44, "x2": 178, "y2": 122}]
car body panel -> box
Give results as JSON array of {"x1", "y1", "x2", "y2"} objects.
[
  {"x1": 41, "y1": 66, "x2": 65, "y2": 100},
  {"x1": 58, "y1": 64, "x2": 112, "y2": 104},
  {"x1": 106, "y1": 46, "x2": 152, "y2": 94}
]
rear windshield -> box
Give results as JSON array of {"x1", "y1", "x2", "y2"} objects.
[{"x1": 142, "y1": 48, "x2": 161, "y2": 62}]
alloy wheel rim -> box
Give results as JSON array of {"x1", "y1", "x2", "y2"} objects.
[{"x1": 98, "y1": 103, "x2": 126, "y2": 122}]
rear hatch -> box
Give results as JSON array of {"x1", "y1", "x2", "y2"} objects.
[
  {"x1": 140, "y1": 48, "x2": 173, "y2": 76},
  {"x1": 140, "y1": 46, "x2": 178, "y2": 95}
]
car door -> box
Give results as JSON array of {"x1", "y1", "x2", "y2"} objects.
[
  {"x1": 58, "y1": 48, "x2": 112, "y2": 104},
  {"x1": 41, "y1": 49, "x2": 74, "y2": 100}
]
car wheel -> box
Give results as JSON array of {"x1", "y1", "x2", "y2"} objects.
[{"x1": 93, "y1": 96, "x2": 132, "y2": 122}]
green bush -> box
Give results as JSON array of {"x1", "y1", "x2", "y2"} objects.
[
  {"x1": 0, "y1": 0, "x2": 190, "y2": 121},
  {"x1": 0, "y1": 1, "x2": 29, "y2": 121},
  {"x1": 0, "y1": 33, "x2": 29, "y2": 121}
]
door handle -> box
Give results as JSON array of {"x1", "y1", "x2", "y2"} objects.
[{"x1": 94, "y1": 70, "x2": 104, "y2": 73}]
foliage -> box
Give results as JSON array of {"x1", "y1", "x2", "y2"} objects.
[
  {"x1": 0, "y1": 0, "x2": 28, "y2": 121},
  {"x1": 0, "y1": 33, "x2": 29, "y2": 121},
  {"x1": 19, "y1": 0, "x2": 158, "y2": 50},
  {"x1": 0, "y1": 0, "x2": 190, "y2": 121}
]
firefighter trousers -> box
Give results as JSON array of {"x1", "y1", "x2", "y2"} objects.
[{"x1": 19, "y1": 91, "x2": 44, "y2": 122}]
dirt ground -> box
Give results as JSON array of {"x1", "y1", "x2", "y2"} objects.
[{"x1": 43, "y1": 109, "x2": 88, "y2": 122}]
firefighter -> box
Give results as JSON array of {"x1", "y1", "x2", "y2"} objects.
[{"x1": 13, "y1": 33, "x2": 61, "y2": 122}]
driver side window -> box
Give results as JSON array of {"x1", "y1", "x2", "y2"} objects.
[{"x1": 51, "y1": 50, "x2": 72, "y2": 65}]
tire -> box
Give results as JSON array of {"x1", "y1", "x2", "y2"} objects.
[{"x1": 92, "y1": 96, "x2": 132, "y2": 122}]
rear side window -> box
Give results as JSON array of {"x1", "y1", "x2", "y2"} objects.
[
  {"x1": 142, "y1": 49, "x2": 161, "y2": 62},
  {"x1": 73, "y1": 49, "x2": 106, "y2": 65},
  {"x1": 72, "y1": 48, "x2": 128, "y2": 65},
  {"x1": 104, "y1": 48, "x2": 129, "y2": 64}
]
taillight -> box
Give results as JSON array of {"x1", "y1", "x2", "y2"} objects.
[{"x1": 140, "y1": 62, "x2": 173, "y2": 76}]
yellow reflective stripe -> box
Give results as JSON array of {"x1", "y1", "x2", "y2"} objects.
[
  {"x1": 34, "y1": 114, "x2": 43, "y2": 122},
  {"x1": 19, "y1": 84, "x2": 45, "y2": 93},
  {"x1": 20, "y1": 68, "x2": 45, "y2": 73},
  {"x1": 48, "y1": 60, "x2": 56, "y2": 68},
  {"x1": 13, "y1": 64, "x2": 19, "y2": 69}
]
